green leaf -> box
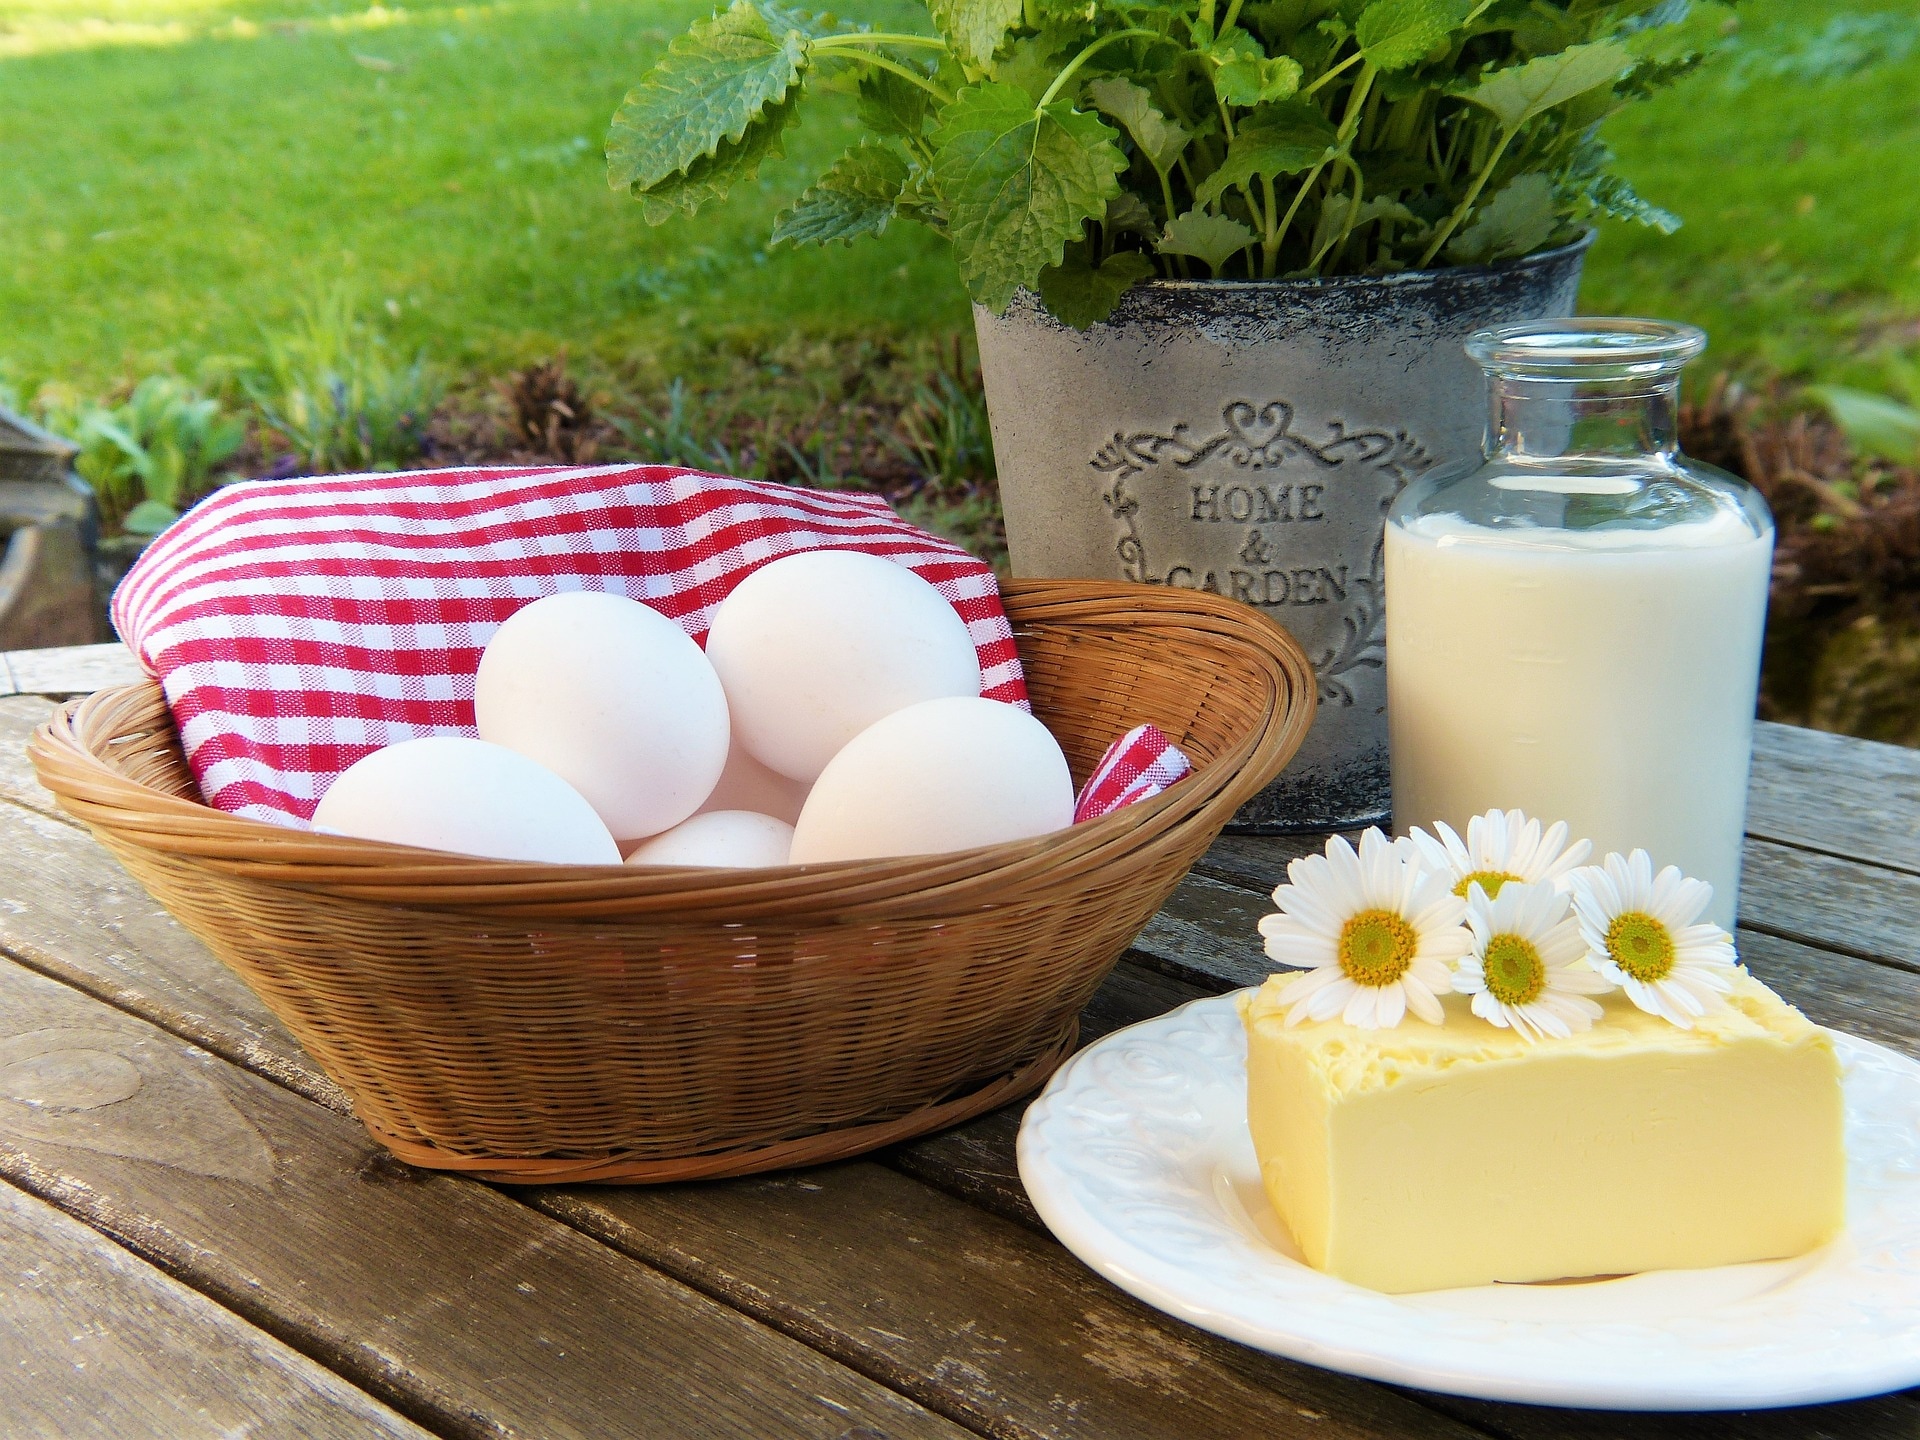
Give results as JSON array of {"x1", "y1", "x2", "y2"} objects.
[
  {"x1": 1576, "y1": 171, "x2": 1678, "y2": 234},
  {"x1": 856, "y1": 65, "x2": 933, "y2": 137},
  {"x1": 1214, "y1": 52, "x2": 1305, "y2": 105},
  {"x1": 932, "y1": 82, "x2": 1128, "y2": 310},
  {"x1": 988, "y1": 34, "x2": 1064, "y2": 102},
  {"x1": 635, "y1": 94, "x2": 802, "y2": 223},
  {"x1": 1307, "y1": 190, "x2": 1416, "y2": 260},
  {"x1": 1444, "y1": 172, "x2": 1556, "y2": 263},
  {"x1": 1104, "y1": 192, "x2": 1157, "y2": 234},
  {"x1": 1355, "y1": 0, "x2": 1471, "y2": 72},
  {"x1": 1037, "y1": 248, "x2": 1156, "y2": 327},
  {"x1": 1157, "y1": 208, "x2": 1257, "y2": 272},
  {"x1": 1458, "y1": 40, "x2": 1632, "y2": 130},
  {"x1": 606, "y1": 1, "x2": 810, "y2": 194},
  {"x1": 1245, "y1": 0, "x2": 1339, "y2": 46},
  {"x1": 928, "y1": 0, "x2": 1023, "y2": 70},
  {"x1": 1806, "y1": 386, "x2": 1920, "y2": 466},
  {"x1": 123, "y1": 499, "x2": 181, "y2": 536},
  {"x1": 773, "y1": 143, "x2": 911, "y2": 245},
  {"x1": 1192, "y1": 104, "x2": 1334, "y2": 207},
  {"x1": 1086, "y1": 77, "x2": 1192, "y2": 172}
]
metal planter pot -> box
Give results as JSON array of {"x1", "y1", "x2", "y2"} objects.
[{"x1": 974, "y1": 234, "x2": 1591, "y2": 831}]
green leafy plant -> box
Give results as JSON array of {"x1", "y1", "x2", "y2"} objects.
[
  {"x1": 243, "y1": 287, "x2": 442, "y2": 474},
  {"x1": 606, "y1": 0, "x2": 1725, "y2": 326},
  {"x1": 891, "y1": 365, "x2": 996, "y2": 489},
  {"x1": 39, "y1": 377, "x2": 245, "y2": 537},
  {"x1": 1809, "y1": 358, "x2": 1920, "y2": 468},
  {"x1": 610, "y1": 378, "x2": 748, "y2": 472}
]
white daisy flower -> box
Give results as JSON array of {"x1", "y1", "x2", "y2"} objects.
[
  {"x1": 1402, "y1": 807, "x2": 1593, "y2": 901},
  {"x1": 1454, "y1": 880, "x2": 1611, "y2": 1042},
  {"x1": 1257, "y1": 828, "x2": 1472, "y2": 1030},
  {"x1": 1568, "y1": 849, "x2": 1739, "y2": 1029}
]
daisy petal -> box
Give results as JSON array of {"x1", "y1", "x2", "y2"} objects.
[{"x1": 1403, "y1": 977, "x2": 1446, "y2": 1024}]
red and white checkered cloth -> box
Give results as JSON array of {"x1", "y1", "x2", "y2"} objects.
[
  {"x1": 1072, "y1": 725, "x2": 1193, "y2": 823},
  {"x1": 115, "y1": 464, "x2": 1029, "y2": 827}
]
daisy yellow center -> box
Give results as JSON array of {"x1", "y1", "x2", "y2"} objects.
[
  {"x1": 1482, "y1": 933, "x2": 1546, "y2": 1005},
  {"x1": 1606, "y1": 911, "x2": 1675, "y2": 982},
  {"x1": 1453, "y1": 869, "x2": 1524, "y2": 900},
  {"x1": 1338, "y1": 909, "x2": 1418, "y2": 987}
]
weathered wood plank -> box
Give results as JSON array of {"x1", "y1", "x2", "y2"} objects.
[
  {"x1": 0, "y1": 954, "x2": 970, "y2": 1440},
  {"x1": 1738, "y1": 842, "x2": 1920, "y2": 972},
  {"x1": 5, "y1": 693, "x2": 1917, "y2": 1437},
  {"x1": 0, "y1": 695, "x2": 60, "y2": 821},
  {"x1": 1413, "y1": 1389, "x2": 1920, "y2": 1440},
  {"x1": 0, "y1": 791, "x2": 1484, "y2": 1440},
  {"x1": 1748, "y1": 721, "x2": 1920, "y2": 876},
  {"x1": 0, "y1": 642, "x2": 142, "y2": 699},
  {"x1": 0, "y1": 1177, "x2": 430, "y2": 1439},
  {"x1": 537, "y1": 1163, "x2": 1483, "y2": 1440},
  {"x1": 886, "y1": 962, "x2": 1206, "y2": 1234},
  {"x1": 0, "y1": 790, "x2": 346, "y2": 1111},
  {"x1": 1734, "y1": 931, "x2": 1920, "y2": 1061}
]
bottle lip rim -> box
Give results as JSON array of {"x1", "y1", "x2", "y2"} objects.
[{"x1": 1465, "y1": 318, "x2": 1707, "y2": 376}]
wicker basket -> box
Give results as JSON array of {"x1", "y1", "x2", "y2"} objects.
[{"x1": 31, "y1": 580, "x2": 1315, "y2": 1183}]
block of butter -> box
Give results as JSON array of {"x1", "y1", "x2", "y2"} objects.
[{"x1": 1240, "y1": 970, "x2": 1845, "y2": 1294}]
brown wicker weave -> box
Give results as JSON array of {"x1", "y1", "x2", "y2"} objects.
[{"x1": 31, "y1": 580, "x2": 1315, "y2": 1183}]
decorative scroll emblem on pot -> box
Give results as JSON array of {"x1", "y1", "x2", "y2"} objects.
[{"x1": 1090, "y1": 400, "x2": 1433, "y2": 709}]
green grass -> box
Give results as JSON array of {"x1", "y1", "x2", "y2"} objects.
[
  {"x1": 1583, "y1": 0, "x2": 1920, "y2": 386},
  {"x1": 0, "y1": 0, "x2": 968, "y2": 394},
  {"x1": 0, "y1": 0, "x2": 1915, "y2": 395}
]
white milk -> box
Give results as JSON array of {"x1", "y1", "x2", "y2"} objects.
[{"x1": 1386, "y1": 511, "x2": 1773, "y2": 930}]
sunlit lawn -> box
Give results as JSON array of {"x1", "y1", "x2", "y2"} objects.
[
  {"x1": 0, "y1": 0, "x2": 965, "y2": 393},
  {"x1": 0, "y1": 0, "x2": 1915, "y2": 394}
]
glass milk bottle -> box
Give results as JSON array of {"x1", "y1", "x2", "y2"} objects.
[{"x1": 1386, "y1": 320, "x2": 1773, "y2": 930}]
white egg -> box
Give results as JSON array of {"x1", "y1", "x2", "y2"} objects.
[
  {"x1": 312, "y1": 736, "x2": 621, "y2": 864},
  {"x1": 624, "y1": 810, "x2": 795, "y2": 869},
  {"x1": 696, "y1": 734, "x2": 812, "y2": 825},
  {"x1": 475, "y1": 590, "x2": 730, "y2": 843},
  {"x1": 704, "y1": 549, "x2": 982, "y2": 783},
  {"x1": 789, "y1": 697, "x2": 1074, "y2": 864}
]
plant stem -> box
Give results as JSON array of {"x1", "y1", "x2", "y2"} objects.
[
  {"x1": 1300, "y1": 49, "x2": 1361, "y2": 99},
  {"x1": 1335, "y1": 63, "x2": 1375, "y2": 144},
  {"x1": 1419, "y1": 125, "x2": 1514, "y2": 267},
  {"x1": 1037, "y1": 28, "x2": 1162, "y2": 110},
  {"x1": 1220, "y1": 0, "x2": 1245, "y2": 35},
  {"x1": 1260, "y1": 173, "x2": 1280, "y2": 276},
  {"x1": 1358, "y1": 78, "x2": 1384, "y2": 150},
  {"x1": 1308, "y1": 153, "x2": 1363, "y2": 271},
  {"x1": 1271, "y1": 156, "x2": 1326, "y2": 262},
  {"x1": 827, "y1": 49, "x2": 955, "y2": 104},
  {"x1": 815, "y1": 32, "x2": 951, "y2": 52}
]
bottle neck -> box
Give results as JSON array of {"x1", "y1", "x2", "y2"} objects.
[{"x1": 1486, "y1": 375, "x2": 1682, "y2": 463}]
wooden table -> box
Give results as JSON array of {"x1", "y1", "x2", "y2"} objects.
[{"x1": 1, "y1": 643, "x2": 1916, "y2": 1440}]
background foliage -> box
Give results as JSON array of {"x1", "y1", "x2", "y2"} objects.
[
  {"x1": 1, "y1": 0, "x2": 1917, "y2": 738},
  {"x1": 0, "y1": 0, "x2": 1913, "y2": 390},
  {"x1": 605, "y1": 0, "x2": 1726, "y2": 323}
]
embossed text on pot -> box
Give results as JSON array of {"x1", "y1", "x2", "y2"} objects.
[{"x1": 974, "y1": 235, "x2": 1590, "y2": 831}]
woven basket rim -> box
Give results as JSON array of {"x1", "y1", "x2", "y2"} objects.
[{"x1": 31, "y1": 578, "x2": 1318, "y2": 919}]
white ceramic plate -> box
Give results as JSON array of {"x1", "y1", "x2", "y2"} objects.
[{"x1": 1017, "y1": 991, "x2": 1920, "y2": 1410}]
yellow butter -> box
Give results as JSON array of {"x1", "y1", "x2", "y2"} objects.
[{"x1": 1239, "y1": 971, "x2": 1846, "y2": 1294}]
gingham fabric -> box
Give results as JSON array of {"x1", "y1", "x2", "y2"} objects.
[
  {"x1": 1071, "y1": 724, "x2": 1193, "y2": 823},
  {"x1": 114, "y1": 464, "x2": 1028, "y2": 828}
]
